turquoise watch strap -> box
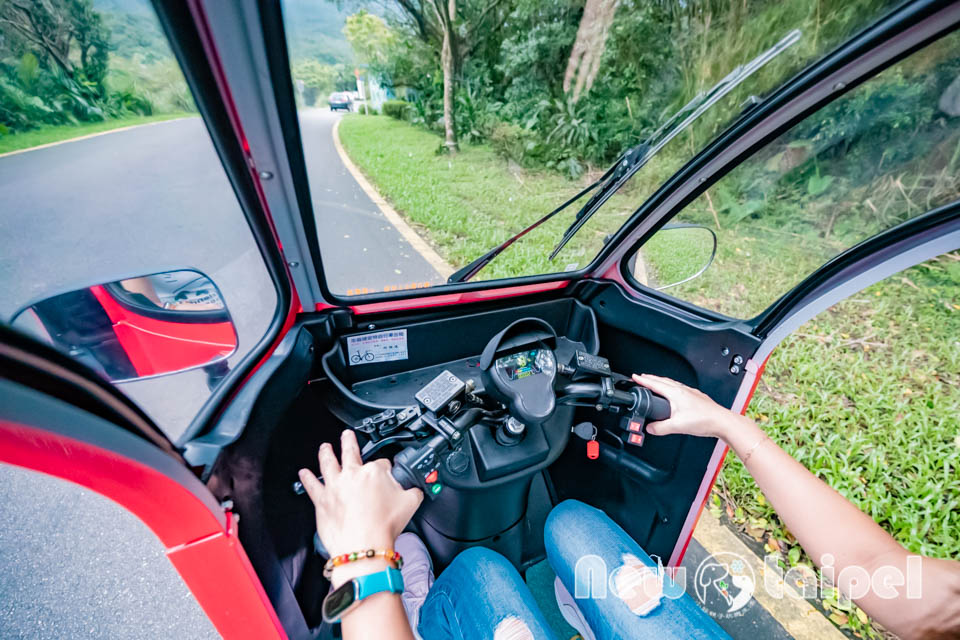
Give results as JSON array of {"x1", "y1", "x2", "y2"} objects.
[{"x1": 355, "y1": 567, "x2": 405, "y2": 600}]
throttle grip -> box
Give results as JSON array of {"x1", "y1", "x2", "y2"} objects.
[
  {"x1": 633, "y1": 387, "x2": 672, "y2": 422},
  {"x1": 646, "y1": 393, "x2": 672, "y2": 422}
]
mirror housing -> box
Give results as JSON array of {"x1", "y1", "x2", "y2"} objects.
[
  {"x1": 630, "y1": 224, "x2": 717, "y2": 291},
  {"x1": 12, "y1": 269, "x2": 238, "y2": 384}
]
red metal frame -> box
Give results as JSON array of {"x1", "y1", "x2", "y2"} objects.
[
  {"x1": 0, "y1": 419, "x2": 286, "y2": 639},
  {"x1": 342, "y1": 280, "x2": 570, "y2": 315}
]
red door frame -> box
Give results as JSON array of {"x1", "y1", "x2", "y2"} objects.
[{"x1": 0, "y1": 418, "x2": 287, "y2": 640}]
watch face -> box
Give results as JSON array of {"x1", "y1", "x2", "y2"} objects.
[{"x1": 322, "y1": 581, "x2": 357, "y2": 623}]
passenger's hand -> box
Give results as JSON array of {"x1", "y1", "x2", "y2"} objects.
[
  {"x1": 631, "y1": 373, "x2": 750, "y2": 440},
  {"x1": 298, "y1": 430, "x2": 423, "y2": 562}
]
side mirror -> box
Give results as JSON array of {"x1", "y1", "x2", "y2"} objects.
[
  {"x1": 630, "y1": 224, "x2": 717, "y2": 290},
  {"x1": 12, "y1": 269, "x2": 238, "y2": 384}
]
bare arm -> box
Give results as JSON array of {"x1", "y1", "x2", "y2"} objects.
[
  {"x1": 298, "y1": 430, "x2": 421, "y2": 640},
  {"x1": 634, "y1": 374, "x2": 960, "y2": 640}
]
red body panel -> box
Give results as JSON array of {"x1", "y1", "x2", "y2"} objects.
[
  {"x1": 90, "y1": 285, "x2": 237, "y2": 377},
  {"x1": 343, "y1": 280, "x2": 570, "y2": 315},
  {"x1": 0, "y1": 419, "x2": 286, "y2": 640}
]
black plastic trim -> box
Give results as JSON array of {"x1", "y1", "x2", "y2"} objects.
[
  {"x1": 0, "y1": 324, "x2": 179, "y2": 458},
  {"x1": 254, "y1": 0, "x2": 338, "y2": 306},
  {"x1": 150, "y1": 0, "x2": 293, "y2": 446}
]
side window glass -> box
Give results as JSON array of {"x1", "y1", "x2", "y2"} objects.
[
  {"x1": 632, "y1": 30, "x2": 960, "y2": 318},
  {"x1": 0, "y1": 0, "x2": 278, "y2": 439}
]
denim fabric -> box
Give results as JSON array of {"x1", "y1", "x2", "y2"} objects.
[
  {"x1": 417, "y1": 499, "x2": 731, "y2": 640},
  {"x1": 545, "y1": 499, "x2": 731, "y2": 640},
  {"x1": 417, "y1": 546, "x2": 557, "y2": 640}
]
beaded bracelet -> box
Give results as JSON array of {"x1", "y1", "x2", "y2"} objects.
[{"x1": 323, "y1": 549, "x2": 403, "y2": 579}]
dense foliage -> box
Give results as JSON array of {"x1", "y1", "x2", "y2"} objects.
[
  {"x1": 0, "y1": 0, "x2": 192, "y2": 136},
  {"x1": 353, "y1": 0, "x2": 916, "y2": 177}
]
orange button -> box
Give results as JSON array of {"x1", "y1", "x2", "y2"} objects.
[{"x1": 425, "y1": 470, "x2": 438, "y2": 483}]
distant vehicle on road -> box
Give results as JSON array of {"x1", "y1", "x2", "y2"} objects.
[{"x1": 328, "y1": 92, "x2": 352, "y2": 111}]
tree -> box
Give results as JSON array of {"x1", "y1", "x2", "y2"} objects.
[
  {"x1": 563, "y1": 0, "x2": 618, "y2": 103},
  {"x1": 343, "y1": 10, "x2": 396, "y2": 67},
  {"x1": 0, "y1": 0, "x2": 110, "y2": 95},
  {"x1": 389, "y1": 0, "x2": 512, "y2": 153},
  {"x1": 292, "y1": 59, "x2": 336, "y2": 105}
]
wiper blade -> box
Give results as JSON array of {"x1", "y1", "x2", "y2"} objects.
[
  {"x1": 446, "y1": 164, "x2": 616, "y2": 283},
  {"x1": 448, "y1": 29, "x2": 800, "y2": 283},
  {"x1": 548, "y1": 29, "x2": 801, "y2": 260}
]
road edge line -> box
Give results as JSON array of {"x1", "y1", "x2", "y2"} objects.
[
  {"x1": 0, "y1": 116, "x2": 194, "y2": 159},
  {"x1": 332, "y1": 117, "x2": 454, "y2": 279},
  {"x1": 692, "y1": 510, "x2": 846, "y2": 639}
]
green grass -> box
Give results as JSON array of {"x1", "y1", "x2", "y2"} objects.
[
  {"x1": 0, "y1": 113, "x2": 190, "y2": 155},
  {"x1": 340, "y1": 114, "x2": 959, "y2": 638},
  {"x1": 338, "y1": 115, "x2": 642, "y2": 284}
]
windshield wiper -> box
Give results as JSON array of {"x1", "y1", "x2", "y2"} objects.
[
  {"x1": 448, "y1": 29, "x2": 800, "y2": 284},
  {"x1": 548, "y1": 28, "x2": 801, "y2": 259}
]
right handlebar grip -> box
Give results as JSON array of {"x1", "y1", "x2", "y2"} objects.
[
  {"x1": 634, "y1": 387, "x2": 671, "y2": 422},
  {"x1": 647, "y1": 394, "x2": 672, "y2": 422}
]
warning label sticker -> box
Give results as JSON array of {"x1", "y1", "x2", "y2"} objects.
[{"x1": 346, "y1": 329, "x2": 408, "y2": 365}]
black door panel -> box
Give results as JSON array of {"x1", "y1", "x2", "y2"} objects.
[{"x1": 548, "y1": 281, "x2": 760, "y2": 561}]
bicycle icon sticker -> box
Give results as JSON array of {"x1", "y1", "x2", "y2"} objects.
[{"x1": 346, "y1": 329, "x2": 409, "y2": 365}]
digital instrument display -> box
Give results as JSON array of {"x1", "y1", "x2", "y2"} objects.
[{"x1": 496, "y1": 349, "x2": 545, "y2": 381}]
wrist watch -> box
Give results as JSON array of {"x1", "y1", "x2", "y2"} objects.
[{"x1": 322, "y1": 567, "x2": 405, "y2": 623}]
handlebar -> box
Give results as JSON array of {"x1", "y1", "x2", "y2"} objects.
[
  {"x1": 391, "y1": 408, "x2": 483, "y2": 497},
  {"x1": 634, "y1": 387, "x2": 671, "y2": 422},
  {"x1": 559, "y1": 383, "x2": 671, "y2": 422},
  {"x1": 295, "y1": 375, "x2": 671, "y2": 499}
]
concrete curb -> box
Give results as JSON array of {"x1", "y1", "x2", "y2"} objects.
[
  {"x1": 692, "y1": 511, "x2": 846, "y2": 639},
  {"x1": 331, "y1": 116, "x2": 454, "y2": 279}
]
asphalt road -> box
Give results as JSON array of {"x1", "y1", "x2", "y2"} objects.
[
  {"x1": 298, "y1": 109, "x2": 443, "y2": 295},
  {"x1": 0, "y1": 109, "x2": 438, "y2": 639}
]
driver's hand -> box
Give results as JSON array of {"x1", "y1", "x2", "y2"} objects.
[
  {"x1": 298, "y1": 430, "x2": 423, "y2": 563},
  {"x1": 632, "y1": 373, "x2": 749, "y2": 440}
]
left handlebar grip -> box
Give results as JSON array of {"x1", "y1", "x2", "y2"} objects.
[{"x1": 391, "y1": 460, "x2": 419, "y2": 491}]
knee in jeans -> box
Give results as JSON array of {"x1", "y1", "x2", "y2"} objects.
[
  {"x1": 545, "y1": 499, "x2": 595, "y2": 551},
  {"x1": 448, "y1": 546, "x2": 515, "y2": 581}
]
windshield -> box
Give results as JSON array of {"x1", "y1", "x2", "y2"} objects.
[{"x1": 280, "y1": 0, "x2": 901, "y2": 297}]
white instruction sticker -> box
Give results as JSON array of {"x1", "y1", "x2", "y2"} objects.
[{"x1": 347, "y1": 329, "x2": 408, "y2": 365}]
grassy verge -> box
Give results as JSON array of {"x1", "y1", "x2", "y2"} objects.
[
  {"x1": 0, "y1": 113, "x2": 190, "y2": 155},
  {"x1": 337, "y1": 115, "x2": 641, "y2": 284},
  {"x1": 340, "y1": 115, "x2": 960, "y2": 638}
]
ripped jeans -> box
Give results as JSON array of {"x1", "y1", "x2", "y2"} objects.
[{"x1": 417, "y1": 499, "x2": 730, "y2": 640}]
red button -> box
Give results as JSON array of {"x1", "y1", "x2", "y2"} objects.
[
  {"x1": 425, "y1": 470, "x2": 438, "y2": 483},
  {"x1": 628, "y1": 433, "x2": 644, "y2": 446},
  {"x1": 628, "y1": 420, "x2": 643, "y2": 433}
]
